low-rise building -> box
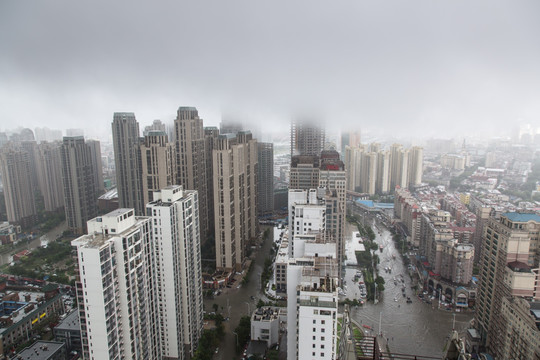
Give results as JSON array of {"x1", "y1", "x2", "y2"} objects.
[
  {"x1": 16, "y1": 340, "x2": 66, "y2": 360},
  {"x1": 250, "y1": 307, "x2": 284, "y2": 347},
  {"x1": 53, "y1": 310, "x2": 81, "y2": 354}
]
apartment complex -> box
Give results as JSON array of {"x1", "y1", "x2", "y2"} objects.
[
  {"x1": 72, "y1": 194, "x2": 204, "y2": 360},
  {"x1": 345, "y1": 143, "x2": 423, "y2": 195},
  {"x1": 60, "y1": 136, "x2": 101, "y2": 234},
  {"x1": 213, "y1": 131, "x2": 258, "y2": 271}
]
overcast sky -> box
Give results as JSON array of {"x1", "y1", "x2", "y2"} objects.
[{"x1": 1, "y1": 1, "x2": 539, "y2": 141}]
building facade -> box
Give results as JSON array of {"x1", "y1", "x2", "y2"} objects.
[
  {"x1": 175, "y1": 107, "x2": 210, "y2": 240},
  {"x1": 112, "y1": 112, "x2": 145, "y2": 215},
  {"x1": 140, "y1": 131, "x2": 175, "y2": 206},
  {"x1": 257, "y1": 142, "x2": 274, "y2": 214},
  {"x1": 146, "y1": 186, "x2": 204, "y2": 359},
  {"x1": 213, "y1": 132, "x2": 258, "y2": 271},
  {"x1": 60, "y1": 136, "x2": 100, "y2": 234},
  {"x1": 0, "y1": 144, "x2": 37, "y2": 227}
]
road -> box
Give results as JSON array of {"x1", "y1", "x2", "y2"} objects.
[
  {"x1": 207, "y1": 225, "x2": 274, "y2": 360},
  {"x1": 343, "y1": 216, "x2": 473, "y2": 358},
  {"x1": 0, "y1": 221, "x2": 67, "y2": 266}
]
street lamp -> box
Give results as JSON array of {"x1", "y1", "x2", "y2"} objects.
[{"x1": 233, "y1": 331, "x2": 239, "y2": 347}]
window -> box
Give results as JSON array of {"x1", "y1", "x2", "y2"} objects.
[{"x1": 313, "y1": 320, "x2": 316, "y2": 324}]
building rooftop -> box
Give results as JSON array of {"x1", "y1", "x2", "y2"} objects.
[
  {"x1": 98, "y1": 188, "x2": 118, "y2": 200},
  {"x1": 17, "y1": 341, "x2": 64, "y2": 360},
  {"x1": 54, "y1": 310, "x2": 80, "y2": 332},
  {"x1": 503, "y1": 212, "x2": 540, "y2": 223}
]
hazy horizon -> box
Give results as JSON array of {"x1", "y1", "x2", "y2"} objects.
[{"x1": 1, "y1": 1, "x2": 540, "y2": 141}]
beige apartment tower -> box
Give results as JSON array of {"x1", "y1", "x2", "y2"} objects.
[
  {"x1": 213, "y1": 132, "x2": 258, "y2": 271},
  {"x1": 175, "y1": 107, "x2": 210, "y2": 240},
  {"x1": 140, "y1": 131, "x2": 176, "y2": 206}
]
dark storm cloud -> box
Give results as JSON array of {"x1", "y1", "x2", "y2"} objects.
[{"x1": 1, "y1": 1, "x2": 539, "y2": 139}]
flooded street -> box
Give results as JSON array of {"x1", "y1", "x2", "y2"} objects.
[
  {"x1": 344, "y1": 218, "x2": 473, "y2": 358},
  {"x1": 0, "y1": 221, "x2": 67, "y2": 266},
  {"x1": 207, "y1": 225, "x2": 275, "y2": 360}
]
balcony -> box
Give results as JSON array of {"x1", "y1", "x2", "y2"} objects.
[{"x1": 298, "y1": 299, "x2": 336, "y2": 309}]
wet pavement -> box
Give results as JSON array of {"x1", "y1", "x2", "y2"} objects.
[
  {"x1": 207, "y1": 225, "x2": 275, "y2": 360},
  {"x1": 0, "y1": 221, "x2": 67, "y2": 266},
  {"x1": 343, "y1": 218, "x2": 473, "y2": 358}
]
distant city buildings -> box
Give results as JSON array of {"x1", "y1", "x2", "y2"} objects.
[
  {"x1": 345, "y1": 143, "x2": 423, "y2": 195},
  {"x1": 290, "y1": 119, "x2": 325, "y2": 157},
  {"x1": 0, "y1": 144, "x2": 37, "y2": 227}
]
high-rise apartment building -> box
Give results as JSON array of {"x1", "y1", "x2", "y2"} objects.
[
  {"x1": 147, "y1": 186, "x2": 204, "y2": 358},
  {"x1": 475, "y1": 213, "x2": 540, "y2": 358},
  {"x1": 112, "y1": 112, "x2": 145, "y2": 215},
  {"x1": 36, "y1": 141, "x2": 65, "y2": 212},
  {"x1": 360, "y1": 151, "x2": 377, "y2": 195},
  {"x1": 344, "y1": 145, "x2": 363, "y2": 192},
  {"x1": 319, "y1": 150, "x2": 346, "y2": 279},
  {"x1": 340, "y1": 129, "x2": 361, "y2": 158},
  {"x1": 287, "y1": 244, "x2": 339, "y2": 360},
  {"x1": 289, "y1": 155, "x2": 320, "y2": 190},
  {"x1": 257, "y1": 142, "x2": 274, "y2": 214},
  {"x1": 376, "y1": 150, "x2": 391, "y2": 194},
  {"x1": 72, "y1": 209, "x2": 160, "y2": 360},
  {"x1": 213, "y1": 131, "x2": 258, "y2": 271},
  {"x1": 60, "y1": 136, "x2": 100, "y2": 234},
  {"x1": 389, "y1": 144, "x2": 409, "y2": 190},
  {"x1": 290, "y1": 120, "x2": 325, "y2": 157},
  {"x1": 140, "y1": 131, "x2": 175, "y2": 206},
  {"x1": 174, "y1": 107, "x2": 210, "y2": 240},
  {"x1": 87, "y1": 140, "x2": 105, "y2": 195},
  {"x1": 204, "y1": 126, "x2": 219, "y2": 237},
  {"x1": 0, "y1": 144, "x2": 37, "y2": 227},
  {"x1": 408, "y1": 146, "x2": 423, "y2": 187}
]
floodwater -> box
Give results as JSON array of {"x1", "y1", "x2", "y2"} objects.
[
  {"x1": 207, "y1": 225, "x2": 276, "y2": 360},
  {"x1": 343, "y1": 218, "x2": 473, "y2": 358},
  {"x1": 0, "y1": 221, "x2": 67, "y2": 266}
]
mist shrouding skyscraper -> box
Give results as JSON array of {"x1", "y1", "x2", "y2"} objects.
[
  {"x1": 0, "y1": 144, "x2": 37, "y2": 227},
  {"x1": 213, "y1": 131, "x2": 258, "y2": 271},
  {"x1": 258, "y1": 142, "x2": 274, "y2": 214},
  {"x1": 290, "y1": 119, "x2": 325, "y2": 157},
  {"x1": 112, "y1": 112, "x2": 145, "y2": 215},
  {"x1": 60, "y1": 136, "x2": 101, "y2": 234},
  {"x1": 175, "y1": 107, "x2": 210, "y2": 240}
]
